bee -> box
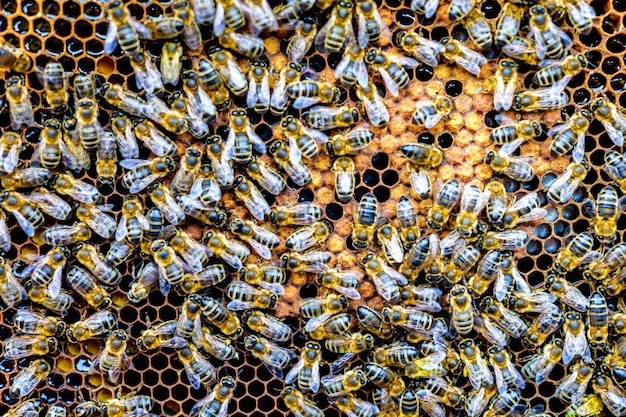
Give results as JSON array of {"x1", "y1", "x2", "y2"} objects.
[
  {"x1": 0, "y1": 257, "x2": 26, "y2": 308},
  {"x1": 365, "y1": 251, "x2": 410, "y2": 302},
  {"x1": 449, "y1": 284, "x2": 474, "y2": 335},
  {"x1": 329, "y1": 156, "x2": 357, "y2": 203},
  {"x1": 213, "y1": 0, "x2": 245, "y2": 35},
  {"x1": 105, "y1": 1, "x2": 144, "y2": 55},
  {"x1": 238, "y1": 265, "x2": 285, "y2": 296},
  {"x1": 41, "y1": 222, "x2": 91, "y2": 247},
  {"x1": 325, "y1": 332, "x2": 375, "y2": 373},
  {"x1": 92, "y1": 329, "x2": 130, "y2": 383},
  {"x1": 21, "y1": 246, "x2": 67, "y2": 298},
  {"x1": 592, "y1": 372, "x2": 626, "y2": 417},
  {"x1": 46, "y1": 405, "x2": 68, "y2": 417},
  {"x1": 74, "y1": 97, "x2": 103, "y2": 151},
  {"x1": 586, "y1": 243, "x2": 626, "y2": 281},
  {"x1": 300, "y1": 294, "x2": 349, "y2": 332},
  {"x1": 49, "y1": 173, "x2": 99, "y2": 205},
  {"x1": 208, "y1": 46, "x2": 248, "y2": 96},
  {"x1": 315, "y1": 0, "x2": 355, "y2": 53},
  {"x1": 401, "y1": 234, "x2": 442, "y2": 281},
  {"x1": 464, "y1": 8, "x2": 493, "y2": 50},
  {"x1": 170, "y1": 146, "x2": 202, "y2": 194},
  {"x1": 203, "y1": 230, "x2": 250, "y2": 269},
  {"x1": 485, "y1": 181, "x2": 508, "y2": 224},
  {"x1": 271, "y1": 62, "x2": 303, "y2": 116},
  {"x1": 0, "y1": 210, "x2": 10, "y2": 253},
  {"x1": 482, "y1": 389, "x2": 525, "y2": 417},
  {"x1": 226, "y1": 280, "x2": 278, "y2": 311},
  {"x1": 281, "y1": 251, "x2": 331, "y2": 273},
  {"x1": 364, "y1": 363, "x2": 405, "y2": 397},
  {"x1": 0, "y1": 131, "x2": 21, "y2": 174},
  {"x1": 322, "y1": 369, "x2": 368, "y2": 399},
  {"x1": 408, "y1": 0, "x2": 438, "y2": 17},
  {"x1": 129, "y1": 52, "x2": 168, "y2": 93},
  {"x1": 105, "y1": 239, "x2": 135, "y2": 268},
  {"x1": 443, "y1": 243, "x2": 481, "y2": 284},
  {"x1": 332, "y1": 44, "x2": 368, "y2": 89},
  {"x1": 485, "y1": 139, "x2": 536, "y2": 182},
  {"x1": 177, "y1": 343, "x2": 217, "y2": 390},
  {"x1": 495, "y1": 3, "x2": 523, "y2": 48},
  {"x1": 205, "y1": 136, "x2": 234, "y2": 188},
  {"x1": 372, "y1": 342, "x2": 422, "y2": 368},
  {"x1": 4, "y1": 334, "x2": 58, "y2": 360},
  {"x1": 592, "y1": 95, "x2": 626, "y2": 147},
  {"x1": 243, "y1": 334, "x2": 295, "y2": 377},
  {"x1": 547, "y1": 158, "x2": 589, "y2": 206},
  {"x1": 528, "y1": 5, "x2": 572, "y2": 60},
  {"x1": 101, "y1": 394, "x2": 154, "y2": 417},
  {"x1": 218, "y1": 28, "x2": 265, "y2": 58},
  {"x1": 165, "y1": 226, "x2": 212, "y2": 273},
  {"x1": 333, "y1": 395, "x2": 380, "y2": 417},
  {"x1": 287, "y1": 81, "x2": 341, "y2": 110},
  {"x1": 40, "y1": 61, "x2": 68, "y2": 112},
  {"x1": 101, "y1": 83, "x2": 147, "y2": 116},
  {"x1": 416, "y1": 376, "x2": 465, "y2": 408},
  {"x1": 160, "y1": 41, "x2": 183, "y2": 86},
  {"x1": 356, "y1": 306, "x2": 394, "y2": 339},
  {"x1": 146, "y1": 183, "x2": 185, "y2": 226},
  {"x1": 282, "y1": 387, "x2": 324, "y2": 417},
  {"x1": 95, "y1": 130, "x2": 117, "y2": 184},
  {"x1": 441, "y1": 38, "x2": 486, "y2": 75},
  {"x1": 286, "y1": 222, "x2": 332, "y2": 252},
  {"x1": 0, "y1": 39, "x2": 32, "y2": 72},
  {"x1": 150, "y1": 239, "x2": 187, "y2": 294},
  {"x1": 502, "y1": 35, "x2": 540, "y2": 65},
  {"x1": 352, "y1": 192, "x2": 379, "y2": 248},
  {"x1": 14, "y1": 309, "x2": 65, "y2": 337},
  {"x1": 303, "y1": 106, "x2": 361, "y2": 132},
  {"x1": 427, "y1": 178, "x2": 461, "y2": 229},
  {"x1": 169, "y1": 92, "x2": 209, "y2": 138},
  {"x1": 364, "y1": 48, "x2": 418, "y2": 97},
  {"x1": 285, "y1": 342, "x2": 322, "y2": 393},
  {"x1": 466, "y1": 249, "x2": 502, "y2": 297},
  {"x1": 492, "y1": 59, "x2": 518, "y2": 112},
  {"x1": 535, "y1": 54, "x2": 588, "y2": 88},
  {"x1": 281, "y1": 115, "x2": 328, "y2": 161},
  {"x1": 307, "y1": 312, "x2": 353, "y2": 340},
  {"x1": 230, "y1": 219, "x2": 279, "y2": 260},
  {"x1": 521, "y1": 337, "x2": 564, "y2": 382},
  {"x1": 587, "y1": 291, "x2": 610, "y2": 348},
  {"x1": 500, "y1": 192, "x2": 547, "y2": 230},
  {"x1": 26, "y1": 281, "x2": 74, "y2": 315},
  {"x1": 465, "y1": 383, "x2": 497, "y2": 417},
  {"x1": 604, "y1": 150, "x2": 626, "y2": 193},
  {"x1": 549, "y1": 109, "x2": 591, "y2": 159},
  {"x1": 382, "y1": 305, "x2": 437, "y2": 339},
  {"x1": 456, "y1": 183, "x2": 490, "y2": 237},
  {"x1": 554, "y1": 232, "x2": 600, "y2": 275},
  {"x1": 243, "y1": 309, "x2": 292, "y2": 342},
  {"x1": 488, "y1": 346, "x2": 525, "y2": 394},
  {"x1": 120, "y1": 156, "x2": 176, "y2": 194},
  {"x1": 179, "y1": 265, "x2": 228, "y2": 295},
  {"x1": 377, "y1": 220, "x2": 404, "y2": 264},
  {"x1": 242, "y1": 0, "x2": 278, "y2": 35},
  {"x1": 479, "y1": 297, "x2": 528, "y2": 338},
  {"x1": 544, "y1": 275, "x2": 589, "y2": 314},
  {"x1": 136, "y1": 320, "x2": 184, "y2": 352},
  {"x1": 556, "y1": 358, "x2": 595, "y2": 405},
  {"x1": 171, "y1": 0, "x2": 202, "y2": 51},
  {"x1": 448, "y1": 0, "x2": 476, "y2": 20},
  {"x1": 74, "y1": 243, "x2": 122, "y2": 287},
  {"x1": 565, "y1": 394, "x2": 603, "y2": 417},
  {"x1": 356, "y1": 82, "x2": 389, "y2": 128},
  {"x1": 66, "y1": 266, "x2": 112, "y2": 310},
  {"x1": 142, "y1": 94, "x2": 188, "y2": 134},
  {"x1": 225, "y1": 109, "x2": 266, "y2": 164},
  {"x1": 66, "y1": 310, "x2": 117, "y2": 342},
  {"x1": 394, "y1": 31, "x2": 442, "y2": 69},
  {"x1": 198, "y1": 326, "x2": 237, "y2": 361},
  {"x1": 270, "y1": 204, "x2": 321, "y2": 228},
  {"x1": 183, "y1": 70, "x2": 217, "y2": 123},
  {"x1": 9, "y1": 359, "x2": 51, "y2": 399},
  {"x1": 245, "y1": 60, "x2": 270, "y2": 114},
  {"x1": 5, "y1": 399, "x2": 43, "y2": 417},
  {"x1": 514, "y1": 80, "x2": 570, "y2": 113},
  {"x1": 355, "y1": 0, "x2": 389, "y2": 47},
  {"x1": 116, "y1": 195, "x2": 148, "y2": 245},
  {"x1": 133, "y1": 118, "x2": 177, "y2": 157},
  {"x1": 286, "y1": 17, "x2": 317, "y2": 63},
  {"x1": 458, "y1": 339, "x2": 493, "y2": 389},
  {"x1": 200, "y1": 296, "x2": 243, "y2": 339},
  {"x1": 6, "y1": 75, "x2": 34, "y2": 130},
  {"x1": 583, "y1": 185, "x2": 623, "y2": 244},
  {"x1": 268, "y1": 140, "x2": 312, "y2": 186},
  {"x1": 230, "y1": 175, "x2": 269, "y2": 221}
]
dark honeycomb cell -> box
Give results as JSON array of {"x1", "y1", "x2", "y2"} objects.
[
  {"x1": 415, "y1": 65, "x2": 434, "y2": 81},
  {"x1": 418, "y1": 132, "x2": 434, "y2": 144},
  {"x1": 62, "y1": 1, "x2": 81, "y2": 19}
]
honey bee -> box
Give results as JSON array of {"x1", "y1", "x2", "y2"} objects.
[
  {"x1": 169, "y1": 92, "x2": 209, "y2": 138},
  {"x1": 333, "y1": 395, "x2": 380, "y2": 417},
  {"x1": 282, "y1": 386, "x2": 324, "y2": 417},
  {"x1": 373, "y1": 342, "x2": 422, "y2": 368},
  {"x1": 301, "y1": 294, "x2": 349, "y2": 331},
  {"x1": 307, "y1": 312, "x2": 353, "y2": 340},
  {"x1": 285, "y1": 342, "x2": 322, "y2": 393},
  {"x1": 9, "y1": 359, "x2": 51, "y2": 399},
  {"x1": 315, "y1": 0, "x2": 355, "y2": 53},
  {"x1": 500, "y1": 192, "x2": 547, "y2": 231},
  {"x1": 591, "y1": 372, "x2": 626, "y2": 417},
  {"x1": 528, "y1": 5, "x2": 572, "y2": 60},
  {"x1": 465, "y1": 383, "x2": 497, "y2": 417},
  {"x1": 101, "y1": 394, "x2": 154, "y2": 417},
  {"x1": 456, "y1": 183, "x2": 490, "y2": 237},
  {"x1": 92, "y1": 329, "x2": 130, "y2": 383},
  {"x1": 129, "y1": 52, "x2": 163, "y2": 94},
  {"x1": 493, "y1": 59, "x2": 518, "y2": 112},
  {"x1": 171, "y1": 0, "x2": 202, "y2": 51},
  {"x1": 226, "y1": 280, "x2": 278, "y2": 311},
  {"x1": 0, "y1": 131, "x2": 21, "y2": 174},
  {"x1": 382, "y1": 305, "x2": 438, "y2": 339},
  {"x1": 205, "y1": 136, "x2": 234, "y2": 188},
  {"x1": 449, "y1": 284, "x2": 474, "y2": 335},
  {"x1": 230, "y1": 219, "x2": 279, "y2": 260},
  {"x1": 592, "y1": 95, "x2": 626, "y2": 147},
  {"x1": 270, "y1": 62, "x2": 303, "y2": 116},
  {"x1": 554, "y1": 232, "x2": 600, "y2": 275},
  {"x1": 0, "y1": 257, "x2": 26, "y2": 308},
  {"x1": 101, "y1": 83, "x2": 147, "y2": 117},
  {"x1": 0, "y1": 39, "x2": 32, "y2": 72},
  {"x1": 46, "y1": 405, "x2": 68, "y2": 417},
  {"x1": 66, "y1": 266, "x2": 112, "y2": 310},
  {"x1": 74, "y1": 243, "x2": 122, "y2": 288},
  {"x1": 555, "y1": 357, "x2": 595, "y2": 405},
  {"x1": 357, "y1": 306, "x2": 395, "y2": 339},
  {"x1": 178, "y1": 344, "x2": 217, "y2": 389},
  {"x1": 5, "y1": 398, "x2": 43, "y2": 417},
  {"x1": 179, "y1": 265, "x2": 228, "y2": 295},
  {"x1": 4, "y1": 334, "x2": 58, "y2": 360},
  {"x1": 286, "y1": 17, "x2": 317, "y2": 63},
  {"x1": 332, "y1": 44, "x2": 368, "y2": 89},
  {"x1": 159, "y1": 41, "x2": 183, "y2": 86},
  {"x1": 464, "y1": 8, "x2": 493, "y2": 50},
  {"x1": 17, "y1": 186, "x2": 67, "y2": 220},
  {"x1": 488, "y1": 346, "x2": 525, "y2": 394},
  {"x1": 191, "y1": 376, "x2": 236, "y2": 417},
  {"x1": 377, "y1": 220, "x2": 404, "y2": 264},
  {"x1": 549, "y1": 109, "x2": 591, "y2": 160},
  {"x1": 243, "y1": 309, "x2": 293, "y2": 342},
  {"x1": 427, "y1": 178, "x2": 461, "y2": 229},
  {"x1": 356, "y1": 82, "x2": 389, "y2": 128},
  {"x1": 604, "y1": 150, "x2": 626, "y2": 193},
  {"x1": 121, "y1": 156, "x2": 176, "y2": 194},
  {"x1": 495, "y1": 2, "x2": 523, "y2": 48},
  {"x1": 269, "y1": 140, "x2": 312, "y2": 186},
  {"x1": 213, "y1": 0, "x2": 245, "y2": 35},
  {"x1": 116, "y1": 196, "x2": 148, "y2": 245},
  {"x1": 142, "y1": 94, "x2": 188, "y2": 134},
  {"x1": 479, "y1": 297, "x2": 528, "y2": 338},
  {"x1": 151, "y1": 239, "x2": 186, "y2": 294},
  {"x1": 245, "y1": 60, "x2": 270, "y2": 114},
  {"x1": 535, "y1": 54, "x2": 588, "y2": 88},
  {"x1": 322, "y1": 369, "x2": 368, "y2": 399},
  {"x1": 39, "y1": 61, "x2": 68, "y2": 112},
  {"x1": 133, "y1": 118, "x2": 177, "y2": 158},
  {"x1": 204, "y1": 230, "x2": 250, "y2": 269},
  {"x1": 26, "y1": 281, "x2": 74, "y2": 316},
  {"x1": 459, "y1": 339, "x2": 493, "y2": 389},
  {"x1": 364, "y1": 363, "x2": 405, "y2": 398},
  {"x1": 286, "y1": 222, "x2": 332, "y2": 252},
  {"x1": 281, "y1": 115, "x2": 328, "y2": 161},
  {"x1": 588, "y1": 245, "x2": 626, "y2": 285},
  {"x1": 441, "y1": 38, "x2": 486, "y2": 75},
  {"x1": 586, "y1": 290, "x2": 609, "y2": 350},
  {"x1": 364, "y1": 48, "x2": 418, "y2": 97},
  {"x1": 547, "y1": 157, "x2": 588, "y2": 206},
  {"x1": 583, "y1": 185, "x2": 623, "y2": 244},
  {"x1": 243, "y1": 334, "x2": 295, "y2": 377},
  {"x1": 21, "y1": 246, "x2": 67, "y2": 298},
  {"x1": 287, "y1": 81, "x2": 340, "y2": 111},
  {"x1": 394, "y1": 30, "x2": 443, "y2": 68},
  {"x1": 74, "y1": 97, "x2": 103, "y2": 151},
  {"x1": 225, "y1": 109, "x2": 266, "y2": 164},
  {"x1": 49, "y1": 173, "x2": 99, "y2": 205},
  {"x1": 14, "y1": 309, "x2": 64, "y2": 337},
  {"x1": 171, "y1": 147, "x2": 202, "y2": 194},
  {"x1": 108, "y1": 115, "x2": 137, "y2": 162},
  {"x1": 303, "y1": 106, "x2": 361, "y2": 131},
  {"x1": 41, "y1": 222, "x2": 91, "y2": 247},
  {"x1": 281, "y1": 251, "x2": 331, "y2": 273},
  {"x1": 352, "y1": 192, "x2": 379, "y2": 248},
  {"x1": 208, "y1": 46, "x2": 248, "y2": 96},
  {"x1": 146, "y1": 183, "x2": 185, "y2": 226},
  {"x1": 66, "y1": 310, "x2": 117, "y2": 342},
  {"x1": 183, "y1": 71, "x2": 217, "y2": 123},
  {"x1": 218, "y1": 28, "x2": 265, "y2": 58},
  {"x1": 105, "y1": 239, "x2": 135, "y2": 268},
  {"x1": 6, "y1": 75, "x2": 34, "y2": 130},
  {"x1": 136, "y1": 320, "x2": 184, "y2": 352},
  {"x1": 243, "y1": 0, "x2": 278, "y2": 35},
  {"x1": 485, "y1": 139, "x2": 536, "y2": 182},
  {"x1": 326, "y1": 333, "x2": 375, "y2": 373},
  {"x1": 513, "y1": 79, "x2": 570, "y2": 112},
  {"x1": 199, "y1": 326, "x2": 238, "y2": 361},
  {"x1": 200, "y1": 296, "x2": 243, "y2": 339},
  {"x1": 522, "y1": 337, "x2": 564, "y2": 383},
  {"x1": 448, "y1": 0, "x2": 476, "y2": 20},
  {"x1": 365, "y1": 251, "x2": 410, "y2": 302},
  {"x1": 329, "y1": 156, "x2": 356, "y2": 203},
  {"x1": 105, "y1": 1, "x2": 144, "y2": 55},
  {"x1": 94, "y1": 130, "x2": 116, "y2": 184},
  {"x1": 544, "y1": 275, "x2": 588, "y2": 314},
  {"x1": 443, "y1": 243, "x2": 481, "y2": 284},
  {"x1": 230, "y1": 175, "x2": 269, "y2": 221},
  {"x1": 165, "y1": 227, "x2": 212, "y2": 274}
]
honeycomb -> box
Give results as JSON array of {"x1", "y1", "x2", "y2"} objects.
[{"x1": 0, "y1": 0, "x2": 624, "y2": 416}]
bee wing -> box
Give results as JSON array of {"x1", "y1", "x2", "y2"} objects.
[
  {"x1": 104, "y1": 21, "x2": 118, "y2": 54},
  {"x1": 466, "y1": 386, "x2": 487, "y2": 417},
  {"x1": 378, "y1": 68, "x2": 399, "y2": 97},
  {"x1": 288, "y1": 33, "x2": 311, "y2": 63},
  {"x1": 292, "y1": 96, "x2": 323, "y2": 110},
  {"x1": 499, "y1": 306, "x2": 528, "y2": 338},
  {"x1": 2, "y1": 141, "x2": 20, "y2": 173},
  {"x1": 285, "y1": 357, "x2": 304, "y2": 384},
  {"x1": 246, "y1": 125, "x2": 266, "y2": 154},
  {"x1": 510, "y1": 266, "x2": 531, "y2": 294},
  {"x1": 181, "y1": 358, "x2": 202, "y2": 390},
  {"x1": 494, "y1": 74, "x2": 507, "y2": 111},
  {"x1": 563, "y1": 329, "x2": 587, "y2": 365},
  {"x1": 602, "y1": 119, "x2": 625, "y2": 147},
  {"x1": 321, "y1": 373, "x2": 344, "y2": 387},
  {"x1": 499, "y1": 138, "x2": 524, "y2": 157},
  {"x1": 305, "y1": 312, "x2": 334, "y2": 332},
  {"x1": 492, "y1": 363, "x2": 508, "y2": 394},
  {"x1": 120, "y1": 159, "x2": 150, "y2": 169},
  {"x1": 48, "y1": 263, "x2": 64, "y2": 298},
  {"x1": 11, "y1": 207, "x2": 35, "y2": 237},
  {"x1": 529, "y1": 26, "x2": 547, "y2": 60},
  {"x1": 493, "y1": 269, "x2": 509, "y2": 302},
  {"x1": 14, "y1": 366, "x2": 42, "y2": 396},
  {"x1": 330, "y1": 352, "x2": 354, "y2": 374},
  {"x1": 381, "y1": 261, "x2": 408, "y2": 285},
  {"x1": 25, "y1": 192, "x2": 71, "y2": 221},
  {"x1": 115, "y1": 214, "x2": 128, "y2": 242},
  {"x1": 213, "y1": 2, "x2": 226, "y2": 36},
  {"x1": 382, "y1": 231, "x2": 404, "y2": 264},
  {"x1": 555, "y1": 368, "x2": 578, "y2": 399},
  {"x1": 357, "y1": 12, "x2": 369, "y2": 48}
]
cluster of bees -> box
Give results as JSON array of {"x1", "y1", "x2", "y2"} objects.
[{"x1": 2, "y1": 0, "x2": 626, "y2": 416}]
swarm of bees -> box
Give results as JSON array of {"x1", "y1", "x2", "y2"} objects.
[{"x1": 2, "y1": 0, "x2": 626, "y2": 416}]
